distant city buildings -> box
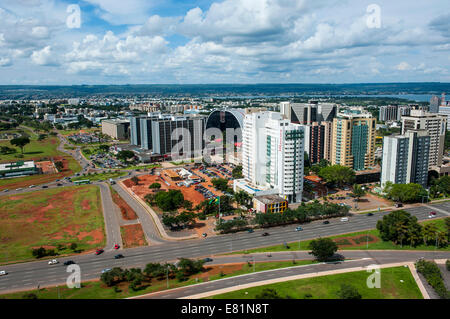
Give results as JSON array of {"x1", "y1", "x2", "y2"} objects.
[
  {"x1": 378, "y1": 105, "x2": 411, "y2": 122},
  {"x1": 331, "y1": 108, "x2": 376, "y2": 171},
  {"x1": 381, "y1": 130, "x2": 430, "y2": 188},
  {"x1": 401, "y1": 109, "x2": 447, "y2": 168}
]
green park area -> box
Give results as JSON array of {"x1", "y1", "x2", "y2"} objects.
[
  {"x1": 0, "y1": 185, "x2": 105, "y2": 264},
  {"x1": 208, "y1": 266, "x2": 423, "y2": 299},
  {"x1": 232, "y1": 218, "x2": 450, "y2": 254},
  {"x1": 0, "y1": 260, "x2": 316, "y2": 299}
]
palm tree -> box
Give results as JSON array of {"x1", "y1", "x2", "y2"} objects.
[
  {"x1": 422, "y1": 224, "x2": 438, "y2": 246},
  {"x1": 395, "y1": 222, "x2": 409, "y2": 247},
  {"x1": 352, "y1": 184, "x2": 366, "y2": 202}
]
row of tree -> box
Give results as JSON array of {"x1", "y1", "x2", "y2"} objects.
[{"x1": 376, "y1": 211, "x2": 449, "y2": 247}]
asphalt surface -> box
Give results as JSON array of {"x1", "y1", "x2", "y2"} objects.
[
  {"x1": 133, "y1": 250, "x2": 450, "y2": 299},
  {"x1": 0, "y1": 202, "x2": 449, "y2": 294}
]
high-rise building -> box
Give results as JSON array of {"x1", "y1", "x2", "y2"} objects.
[
  {"x1": 130, "y1": 114, "x2": 206, "y2": 158},
  {"x1": 302, "y1": 122, "x2": 326, "y2": 164},
  {"x1": 101, "y1": 119, "x2": 130, "y2": 140},
  {"x1": 241, "y1": 111, "x2": 304, "y2": 203},
  {"x1": 331, "y1": 108, "x2": 376, "y2": 171},
  {"x1": 379, "y1": 105, "x2": 399, "y2": 122},
  {"x1": 429, "y1": 95, "x2": 441, "y2": 113},
  {"x1": 381, "y1": 130, "x2": 430, "y2": 188},
  {"x1": 280, "y1": 101, "x2": 336, "y2": 125},
  {"x1": 401, "y1": 109, "x2": 447, "y2": 168}
]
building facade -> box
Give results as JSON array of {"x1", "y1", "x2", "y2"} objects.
[
  {"x1": 381, "y1": 130, "x2": 430, "y2": 188},
  {"x1": 331, "y1": 109, "x2": 376, "y2": 171},
  {"x1": 101, "y1": 119, "x2": 130, "y2": 140},
  {"x1": 401, "y1": 109, "x2": 447, "y2": 167}
]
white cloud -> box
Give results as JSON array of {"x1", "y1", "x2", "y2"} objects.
[
  {"x1": 395, "y1": 61, "x2": 412, "y2": 71},
  {"x1": 0, "y1": 57, "x2": 12, "y2": 67},
  {"x1": 83, "y1": 0, "x2": 154, "y2": 25},
  {"x1": 31, "y1": 45, "x2": 59, "y2": 65}
]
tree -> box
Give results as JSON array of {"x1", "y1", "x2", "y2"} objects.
[
  {"x1": 70, "y1": 242, "x2": 78, "y2": 251},
  {"x1": 351, "y1": 184, "x2": 366, "y2": 201},
  {"x1": 308, "y1": 238, "x2": 338, "y2": 261},
  {"x1": 383, "y1": 183, "x2": 427, "y2": 203},
  {"x1": 10, "y1": 136, "x2": 30, "y2": 154},
  {"x1": 155, "y1": 190, "x2": 184, "y2": 212},
  {"x1": 338, "y1": 284, "x2": 362, "y2": 299},
  {"x1": 37, "y1": 134, "x2": 47, "y2": 141},
  {"x1": 232, "y1": 165, "x2": 243, "y2": 179},
  {"x1": 54, "y1": 161, "x2": 64, "y2": 171},
  {"x1": 318, "y1": 165, "x2": 355, "y2": 187},
  {"x1": 131, "y1": 176, "x2": 139, "y2": 185},
  {"x1": 98, "y1": 144, "x2": 110, "y2": 153},
  {"x1": 0, "y1": 146, "x2": 16, "y2": 155},
  {"x1": 211, "y1": 178, "x2": 230, "y2": 192},
  {"x1": 117, "y1": 150, "x2": 135, "y2": 162},
  {"x1": 376, "y1": 210, "x2": 423, "y2": 246},
  {"x1": 149, "y1": 182, "x2": 161, "y2": 189},
  {"x1": 234, "y1": 190, "x2": 251, "y2": 208}
]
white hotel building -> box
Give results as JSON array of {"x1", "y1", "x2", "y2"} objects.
[{"x1": 236, "y1": 111, "x2": 304, "y2": 203}]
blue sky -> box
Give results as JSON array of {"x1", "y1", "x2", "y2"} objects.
[{"x1": 0, "y1": 0, "x2": 449, "y2": 84}]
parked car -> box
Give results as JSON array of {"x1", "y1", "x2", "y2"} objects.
[
  {"x1": 247, "y1": 229, "x2": 254, "y2": 233},
  {"x1": 48, "y1": 259, "x2": 58, "y2": 265},
  {"x1": 428, "y1": 211, "x2": 437, "y2": 218},
  {"x1": 262, "y1": 232, "x2": 270, "y2": 236},
  {"x1": 366, "y1": 213, "x2": 374, "y2": 216},
  {"x1": 95, "y1": 249, "x2": 104, "y2": 255},
  {"x1": 395, "y1": 203, "x2": 403, "y2": 208},
  {"x1": 295, "y1": 226, "x2": 303, "y2": 231},
  {"x1": 0, "y1": 270, "x2": 7, "y2": 276},
  {"x1": 114, "y1": 254, "x2": 124, "y2": 259},
  {"x1": 203, "y1": 258, "x2": 213, "y2": 262},
  {"x1": 64, "y1": 260, "x2": 75, "y2": 266},
  {"x1": 323, "y1": 220, "x2": 330, "y2": 224}
]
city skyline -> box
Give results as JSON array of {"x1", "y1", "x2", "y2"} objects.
[{"x1": 0, "y1": 0, "x2": 449, "y2": 85}]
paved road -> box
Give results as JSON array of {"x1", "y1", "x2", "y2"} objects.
[
  {"x1": 0, "y1": 202, "x2": 448, "y2": 294},
  {"x1": 132, "y1": 250, "x2": 450, "y2": 299}
]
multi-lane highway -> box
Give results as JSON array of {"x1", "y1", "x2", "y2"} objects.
[{"x1": 0, "y1": 201, "x2": 449, "y2": 294}]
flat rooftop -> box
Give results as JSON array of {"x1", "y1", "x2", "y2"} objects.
[{"x1": 254, "y1": 194, "x2": 287, "y2": 204}]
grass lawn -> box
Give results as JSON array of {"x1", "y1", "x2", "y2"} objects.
[
  {"x1": 58, "y1": 128, "x2": 100, "y2": 136},
  {"x1": 120, "y1": 164, "x2": 161, "y2": 170},
  {"x1": 231, "y1": 218, "x2": 450, "y2": 254},
  {"x1": 208, "y1": 266, "x2": 423, "y2": 299},
  {"x1": 0, "y1": 185, "x2": 105, "y2": 264},
  {"x1": 0, "y1": 260, "x2": 316, "y2": 299},
  {"x1": 0, "y1": 135, "x2": 62, "y2": 163},
  {"x1": 72, "y1": 171, "x2": 127, "y2": 182}
]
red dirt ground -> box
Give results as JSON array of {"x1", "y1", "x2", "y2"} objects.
[
  {"x1": 121, "y1": 224, "x2": 148, "y2": 248},
  {"x1": 111, "y1": 190, "x2": 138, "y2": 220},
  {"x1": 81, "y1": 199, "x2": 91, "y2": 210},
  {"x1": 35, "y1": 161, "x2": 57, "y2": 174},
  {"x1": 192, "y1": 263, "x2": 245, "y2": 282}
]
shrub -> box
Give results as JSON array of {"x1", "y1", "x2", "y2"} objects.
[
  {"x1": 338, "y1": 284, "x2": 362, "y2": 299},
  {"x1": 416, "y1": 259, "x2": 449, "y2": 299}
]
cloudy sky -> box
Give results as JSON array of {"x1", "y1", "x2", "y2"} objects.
[{"x1": 0, "y1": 0, "x2": 449, "y2": 84}]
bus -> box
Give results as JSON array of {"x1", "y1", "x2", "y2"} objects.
[{"x1": 74, "y1": 179, "x2": 91, "y2": 185}]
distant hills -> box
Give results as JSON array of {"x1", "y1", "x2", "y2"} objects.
[{"x1": 0, "y1": 83, "x2": 449, "y2": 99}]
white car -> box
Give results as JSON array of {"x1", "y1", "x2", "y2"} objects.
[
  {"x1": 48, "y1": 259, "x2": 59, "y2": 265},
  {"x1": 29, "y1": 185, "x2": 35, "y2": 188},
  {"x1": 0, "y1": 270, "x2": 7, "y2": 276},
  {"x1": 101, "y1": 268, "x2": 111, "y2": 274},
  {"x1": 340, "y1": 217, "x2": 349, "y2": 222}
]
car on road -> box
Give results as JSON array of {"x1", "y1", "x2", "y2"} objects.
[
  {"x1": 114, "y1": 254, "x2": 124, "y2": 259},
  {"x1": 63, "y1": 260, "x2": 75, "y2": 266},
  {"x1": 323, "y1": 220, "x2": 330, "y2": 224},
  {"x1": 101, "y1": 268, "x2": 111, "y2": 274},
  {"x1": 340, "y1": 217, "x2": 349, "y2": 222},
  {"x1": 203, "y1": 258, "x2": 213, "y2": 262},
  {"x1": 28, "y1": 185, "x2": 35, "y2": 188},
  {"x1": 395, "y1": 203, "x2": 403, "y2": 208},
  {"x1": 2, "y1": 189, "x2": 8, "y2": 192},
  {"x1": 56, "y1": 183, "x2": 63, "y2": 186},
  {"x1": 428, "y1": 211, "x2": 437, "y2": 218},
  {"x1": 295, "y1": 226, "x2": 303, "y2": 231},
  {"x1": 202, "y1": 233, "x2": 208, "y2": 238},
  {"x1": 15, "y1": 188, "x2": 23, "y2": 191},
  {"x1": 247, "y1": 229, "x2": 254, "y2": 233},
  {"x1": 48, "y1": 259, "x2": 59, "y2": 265},
  {"x1": 366, "y1": 213, "x2": 374, "y2": 216},
  {"x1": 55, "y1": 179, "x2": 60, "y2": 182},
  {"x1": 0, "y1": 270, "x2": 7, "y2": 276},
  {"x1": 42, "y1": 185, "x2": 48, "y2": 188},
  {"x1": 95, "y1": 249, "x2": 104, "y2": 255},
  {"x1": 114, "y1": 244, "x2": 120, "y2": 249},
  {"x1": 262, "y1": 232, "x2": 270, "y2": 236}
]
